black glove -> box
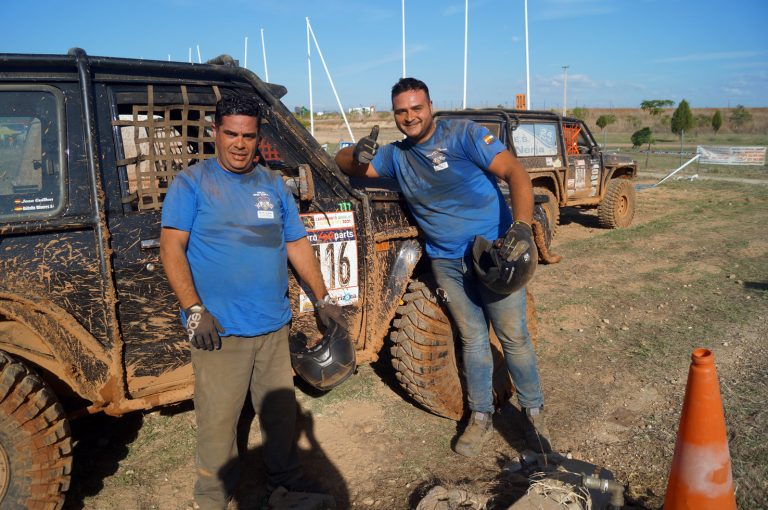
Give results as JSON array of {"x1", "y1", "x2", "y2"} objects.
[
  {"x1": 496, "y1": 220, "x2": 534, "y2": 262},
  {"x1": 315, "y1": 295, "x2": 347, "y2": 329},
  {"x1": 185, "y1": 304, "x2": 224, "y2": 351},
  {"x1": 353, "y1": 125, "x2": 379, "y2": 164}
]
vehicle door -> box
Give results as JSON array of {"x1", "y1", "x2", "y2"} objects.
[
  {"x1": 0, "y1": 83, "x2": 119, "y2": 358},
  {"x1": 97, "y1": 82, "x2": 226, "y2": 398},
  {"x1": 562, "y1": 121, "x2": 600, "y2": 200}
]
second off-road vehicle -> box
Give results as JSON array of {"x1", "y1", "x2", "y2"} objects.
[
  {"x1": 0, "y1": 50, "x2": 549, "y2": 508},
  {"x1": 434, "y1": 109, "x2": 638, "y2": 234}
]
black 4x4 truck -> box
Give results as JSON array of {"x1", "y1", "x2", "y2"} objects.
[
  {"x1": 0, "y1": 50, "x2": 550, "y2": 508},
  {"x1": 435, "y1": 109, "x2": 638, "y2": 235}
]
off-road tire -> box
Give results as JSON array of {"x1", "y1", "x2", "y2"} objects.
[
  {"x1": 0, "y1": 351, "x2": 72, "y2": 509},
  {"x1": 598, "y1": 178, "x2": 636, "y2": 228},
  {"x1": 533, "y1": 187, "x2": 559, "y2": 240},
  {"x1": 390, "y1": 275, "x2": 537, "y2": 420}
]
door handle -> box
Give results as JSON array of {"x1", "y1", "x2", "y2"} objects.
[{"x1": 140, "y1": 238, "x2": 160, "y2": 250}]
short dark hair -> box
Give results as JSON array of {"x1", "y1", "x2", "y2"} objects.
[
  {"x1": 215, "y1": 90, "x2": 262, "y2": 125},
  {"x1": 391, "y1": 77, "x2": 430, "y2": 103}
]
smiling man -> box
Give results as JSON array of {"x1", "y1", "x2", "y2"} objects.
[
  {"x1": 160, "y1": 91, "x2": 342, "y2": 508},
  {"x1": 336, "y1": 77, "x2": 552, "y2": 457}
]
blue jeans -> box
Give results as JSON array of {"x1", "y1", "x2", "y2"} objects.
[{"x1": 431, "y1": 255, "x2": 544, "y2": 414}]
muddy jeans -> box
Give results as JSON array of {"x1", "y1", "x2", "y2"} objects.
[
  {"x1": 431, "y1": 255, "x2": 544, "y2": 414},
  {"x1": 191, "y1": 324, "x2": 300, "y2": 510}
]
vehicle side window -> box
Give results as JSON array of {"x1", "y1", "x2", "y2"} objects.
[
  {"x1": 111, "y1": 84, "x2": 302, "y2": 212},
  {"x1": 479, "y1": 122, "x2": 501, "y2": 139},
  {"x1": 563, "y1": 121, "x2": 592, "y2": 155},
  {"x1": 0, "y1": 87, "x2": 65, "y2": 221},
  {"x1": 111, "y1": 85, "x2": 218, "y2": 212},
  {"x1": 512, "y1": 123, "x2": 557, "y2": 157}
]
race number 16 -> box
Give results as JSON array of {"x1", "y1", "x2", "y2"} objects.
[{"x1": 313, "y1": 240, "x2": 352, "y2": 289}]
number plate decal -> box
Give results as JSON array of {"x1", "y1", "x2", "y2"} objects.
[{"x1": 299, "y1": 211, "x2": 359, "y2": 311}]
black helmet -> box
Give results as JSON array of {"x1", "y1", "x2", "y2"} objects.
[
  {"x1": 290, "y1": 320, "x2": 356, "y2": 391},
  {"x1": 471, "y1": 234, "x2": 537, "y2": 295}
]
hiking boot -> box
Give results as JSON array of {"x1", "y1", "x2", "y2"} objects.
[
  {"x1": 522, "y1": 406, "x2": 553, "y2": 453},
  {"x1": 453, "y1": 411, "x2": 493, "y2": 457}
]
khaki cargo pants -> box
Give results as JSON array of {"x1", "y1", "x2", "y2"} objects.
[{"x1": 191, "y1": 325, "x2": 300, "y2": 510}]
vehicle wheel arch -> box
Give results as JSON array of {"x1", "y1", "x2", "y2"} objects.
[
  {"x1": 602, "y1": 167, "x2": 636, "y2": 188},
  {"x1": 530, "y1": 176, "x2": 561, "y2": 206},
  {"x1": 0, "y1": 292, "x2": 111, "y2": 405}
]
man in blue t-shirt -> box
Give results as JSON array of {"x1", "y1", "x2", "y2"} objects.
[
  {"x1": 160, "y1": 91, "x2": 341, "y2": 508},
  {"x1": 336, "y1": 78, "x2": 552, "y2": 457}
]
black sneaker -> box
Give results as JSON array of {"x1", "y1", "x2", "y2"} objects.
[{"x1": 453, "y1": 411, "x2": 493, "y2": 457}]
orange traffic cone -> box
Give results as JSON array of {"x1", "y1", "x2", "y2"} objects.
[{"x1": 664, "y1": 348, "x2": 737, "y2": 509}]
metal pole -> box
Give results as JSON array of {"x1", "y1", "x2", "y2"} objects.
[
  {"x1": 197, "y1": 45, "x2": 202, "y2": 64},
  {"x1": 307, "y1": 19, "x2": 356, "y2": 142},
  {"x1": 244, "y1": 36, "x2": 248, "y2": 69},
  {"x1": 402, "y1": 0, "x2": 406, "y2": 78},
  {"x1": 524, "y1": 0, "x2": 530, "y2": 109},
  {"x1": 306, "y1": 18, "x2": 314, "y2": 136},
  {"x1": 562, "y1": 65, "x2": 569, "y2": 116},
  {"x1": 261, "y1": 29, "x2": 270, "y2": 82},
  {"x1": 463, "y1": 0, "x2": 468, "y2": 109},
  {"x1": 188, "y1": 47, "x2": 192, "y2": 63}
]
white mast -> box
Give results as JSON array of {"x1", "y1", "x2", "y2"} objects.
[
  {"x1": 261, "y1": 28, "x2": 270, "y2": 82},
  {"x1": 307, "y1": 18, "x2": 355, "y2": 142},
  {"x1": 402, "y1": 0, "x2": 406, "y2": 77},
  {"x1": 463, "y1": 0, "x2": 468, "y2": 109},
  {"x1": 524, "y1": 0, "x2": 531, "y2": 109},
  {"x1": 244, "y1": 36, "x2": 248, "y2": 69},
  {"x1": 306, "y1": 18, "x2": 314, "y2": 136}
]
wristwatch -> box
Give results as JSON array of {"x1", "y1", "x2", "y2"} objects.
[
  {"x1": 314, "y1": 295, "x2": 335, "y2": 309},
  {"x1": 185, "y1": 303, "x2": 205, "y2": 316}
]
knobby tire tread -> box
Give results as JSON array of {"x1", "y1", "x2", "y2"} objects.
[
  {"x1": 598, "y1": 178, "x2": 636, "y2": 228},
  {"x1": 0, "y1": 351, "x2": 72, "y2": 510}
]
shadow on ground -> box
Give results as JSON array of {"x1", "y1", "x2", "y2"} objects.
[{"x1": 62, "y1": 401, "x2": 193, "y2": 509}]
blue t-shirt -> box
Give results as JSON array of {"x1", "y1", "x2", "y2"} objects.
[
  {"x1": 371, "y1": 119, "x2": 512, "y2": 258},
  {"x1": 161, "y1": 158, "x2": 307, "y2": 336}
]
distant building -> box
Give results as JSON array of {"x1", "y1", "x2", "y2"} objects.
[{"x1": 348, "y1": 105, "x2": 376, "y2": 115}]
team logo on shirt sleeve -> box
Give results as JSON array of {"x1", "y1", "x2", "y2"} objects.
[
  {"x1": 482, "y1": 134, "x2": 495, "y2": 145},
  {"x1": 253, "y1": 191, "x2": 275, "y2": 219}
]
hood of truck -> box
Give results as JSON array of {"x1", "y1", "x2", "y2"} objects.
[{"x1": 603, "y1": 152, "x2": 637, "y2": 168}]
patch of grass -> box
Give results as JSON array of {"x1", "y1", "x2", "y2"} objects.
[
  {"x1": 722, "y1": 343, "x2": 768, "y2": 509},
  {"x1": 296, "y1": 364, "x2": 380, "y2": 415}
]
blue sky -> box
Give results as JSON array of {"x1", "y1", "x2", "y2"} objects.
[{"x1": 5, "y1": 0, "x2": 767, "y2": 112}]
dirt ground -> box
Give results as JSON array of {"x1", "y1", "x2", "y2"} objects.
[{"x1": 62, "y1": 170, "x2": 767, "y2": 509}]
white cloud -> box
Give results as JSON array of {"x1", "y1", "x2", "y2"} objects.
[{"x1": 653, "y1": 51, "x2": 764, "y2": 64}]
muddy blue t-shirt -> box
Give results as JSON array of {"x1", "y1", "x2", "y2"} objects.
[
  {"x1": 371, "y1": 119, "x2": 511, "y2": 258},
  {"x1": 161, "y1": 158, "x2": 307, "y2": 336}
]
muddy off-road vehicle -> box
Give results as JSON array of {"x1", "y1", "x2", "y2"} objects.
[
  {"x1": 0, "y1": 50, "x2": 554, "y2": 508},
  {"x1": 434, "y1": 109, "x2": 638, "y2": 233}
]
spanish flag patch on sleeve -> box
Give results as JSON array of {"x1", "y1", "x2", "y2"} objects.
[{"x1": 482, "y1": 134, "x2": 495, "y2": 144}]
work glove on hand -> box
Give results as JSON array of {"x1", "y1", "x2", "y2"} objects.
[
  {"x1": 185, "y1": 304, "x2": 224, "y2": 351},
  {"x1": 353, "y1": 125, "x2": 379, "y2": 165},
  {"x1": 496, "y1": 220, "x2": 534, "y2": 262},
  {"x1": 315, "y1": 295, "x2": 347, "y2": 329}
]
